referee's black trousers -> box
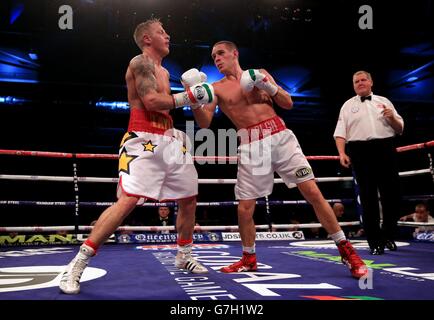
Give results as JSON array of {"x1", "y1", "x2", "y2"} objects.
[{"x1": 347, "y1": 137, "x2": 402, "y2": 248}]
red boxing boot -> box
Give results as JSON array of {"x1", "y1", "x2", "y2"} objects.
[
  {"x1": 338, "y1": 240, "x2": 369, "y2": 279},
  {"x1": 220, "y1": 252, "x2": 258, "y2": 273}
]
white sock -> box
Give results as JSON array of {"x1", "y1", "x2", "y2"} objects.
[
  {"x1": 243, "y1": 245, "x2": 256, "y2": 254},
  {"x1": 330, "y1": 231, "x2": 346, "y2": 244},
  {"x1": 77, "y1": 244, "x2": 94, "y2": 261},
  {"x1": 178, "y1": 243, "x2": 192, "y2": 254}
]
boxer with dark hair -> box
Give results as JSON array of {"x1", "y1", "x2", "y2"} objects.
[{"x1": 187, "y1": 41, "x2": 368, "y2": 279}]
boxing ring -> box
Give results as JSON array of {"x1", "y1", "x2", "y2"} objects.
[{"x1": 1, "y1": 141, "x2": 434, "y2": 301}]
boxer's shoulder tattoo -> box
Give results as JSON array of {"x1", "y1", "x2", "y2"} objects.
[{"x1": 130, "y1": 54, "x2": 157, "y2": 96}]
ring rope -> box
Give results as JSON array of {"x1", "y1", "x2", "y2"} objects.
[
  {"x1": 0, "y1": 222, "x2": 361, "y2": 233},
  {"x1": 1, "y1": 142, "x2": 432, "y2": 235},
  {"x1": 2, "y1": 195, "x2": 433, "y2": 208},
  {"x1": 0, "y1": 139, "x2": 433, "y2": 160},
  {"x1": 0, "y1": 168, "x2": 430, "y2": 184},
  {"x1": 2, "y1": 221, "x2": 433, "y2": 234},
  {"x1": 0, "y1": 199, "x2": 356, "y2": 208}
]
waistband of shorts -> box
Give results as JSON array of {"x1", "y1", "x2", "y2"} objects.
[
  {"x1": 128, "y1": 108, "x2": 173, "y2": 134},
  {"x1": 239, "y1": 116, "x2": 287, "y2": 144}
]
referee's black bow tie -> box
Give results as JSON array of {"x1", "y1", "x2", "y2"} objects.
[{"x1": 361, "y1": 95, "x2": 372, "y2": 102}]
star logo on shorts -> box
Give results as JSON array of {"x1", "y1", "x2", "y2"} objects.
[
  {"x1": 143, "y1": 140, "x2": 157, "y2": 153},
  {"x1": 119, "y1": 132, "x2": 138, "y2": 147},
  {"x1": 118, "y1": 147, "x2": 138, "y2": 174}
]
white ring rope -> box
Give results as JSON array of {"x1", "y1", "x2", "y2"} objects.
[
  {"x1": 271, "y1": 222, "x2": 361, "y2": 229},
  {"x1": 0, "y1": 168, "x2": 430, "y2": 184},
  {"x1": 1, "y1": 143, "x2": 432, "y2": 235},
  {"x1": 0, "y1": 225, "x2": 269, "y2": 233},
  {"x1": 396, "y1": 221, "x2": 434, "y2": 227},
  {"x1": 0, "y1": 199, "x2": 358, "y2": 207},
  {"x1": 1, "y1": 140, "x2": 433, "y2": 159},
  {"x1": 2, "y1": 221, "x2": 433, "y2": 233}
]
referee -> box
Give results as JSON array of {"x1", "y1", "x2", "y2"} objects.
[{"x1": 334, "y1": 70, "x2": 404, "y2": 255}]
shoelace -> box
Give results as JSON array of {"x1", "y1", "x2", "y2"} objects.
[
  {"x1": 342, "y1": 243, "x2": 364, "y2": 268},
  {"x1": 229, "y1": 254, "x2": 251, "y2": 268},
  {"x1": 69, "y1": 259, "x2": 87, "y2": 283}
]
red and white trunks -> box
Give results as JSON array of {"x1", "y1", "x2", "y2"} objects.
[
  {"x1": 235, "y1": 116, "x2": 314, "y2": 200},
  {"x1": 117, "y1": 109, "x2": 197, "y2": 203}
]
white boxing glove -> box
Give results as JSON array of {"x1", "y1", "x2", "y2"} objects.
[
  {"x1": 172, "y1": 82, "x2": 214, "y2": 108},
  {"x1": 181, "y1": 68, "x2": 207, "y2": 88},
  {"x1": 240, "y1": 69, "x2": 278, "y2": 96}
]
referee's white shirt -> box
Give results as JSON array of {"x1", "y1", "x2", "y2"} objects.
[{"x1": 333, "y1": 93, "x2": 404, "y2": 142}]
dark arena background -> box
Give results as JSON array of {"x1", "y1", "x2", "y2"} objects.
[{"x1": 0, "y1": 0, "x2": 433, "y2": 316}]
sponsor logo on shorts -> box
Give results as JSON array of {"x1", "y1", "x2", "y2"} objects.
[{"x1": 295, "y1": 167, "x2": 312, "y2": 178}]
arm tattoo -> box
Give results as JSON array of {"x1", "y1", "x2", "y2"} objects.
[{"x1": 130, "y1": 55, "x2": 157, "y2": 97}]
